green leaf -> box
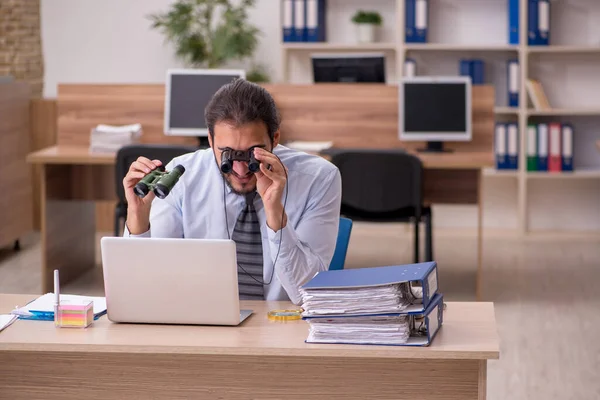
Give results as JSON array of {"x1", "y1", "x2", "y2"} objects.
[{"x1": 148, "y1": 0, "x2": 262, "y2": 68}]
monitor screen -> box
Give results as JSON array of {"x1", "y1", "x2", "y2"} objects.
[
  {"x1": 311, "y1": 53, "x2": 385, "y2": 83},
  {"x1": 399, "y1": 77, "x2": 471, "y2": 141},
  {"x1": 164, "y1": 69, "x2": 245, "y2": 136}
]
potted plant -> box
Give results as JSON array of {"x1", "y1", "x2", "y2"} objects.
[
  {"x1": 351, "y1": 10, "x2": 383, "y2": 43},
  {"x1": 148, "y1": 0, "x2": 262, "y2": 78}
]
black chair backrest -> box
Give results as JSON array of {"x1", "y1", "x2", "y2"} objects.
[
  {"x1": 115, "y1": 144, "x2": 198, "y2": 203},
  {"x1": 328, "y1": 148, "x2": 424, "y2": 218}
]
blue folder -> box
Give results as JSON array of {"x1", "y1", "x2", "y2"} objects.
[
  {"x1": 304, "y1": 293, "x2": 444, "y2": 347},
  {"x1": 528, "y1": 0, "x2": 539, "y2": 45},
  {"x1": 508, "y1": 0, "x2": 519, "y2": 44},
  {"x1": 305, "y1": 0, "x2": 326, "y2": 42},
  {"x1": 301, "y1": 261, "x2": 439, "y2": 312}
]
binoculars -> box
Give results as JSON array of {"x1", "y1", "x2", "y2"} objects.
[
  {"x1": 220, "y1": 148, "x2": 260, "y2": 174},
  {"x1": 134, "y1": 165, "x2": 186, "y2": 199}
]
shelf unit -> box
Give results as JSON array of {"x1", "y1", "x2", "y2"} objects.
[{"x1": 279, "y1": 0, "x2": 600, "y2": 234}]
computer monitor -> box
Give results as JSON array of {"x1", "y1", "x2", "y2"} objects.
[
  {"x1": 164, "y1": 69, "x2": 246, "y2": 139},
  {"x1": 311, "y1": 53, "x2": 386, "y2": 83},
  {"x1": 398, "y1": 76, "x2": 472, "y2": 152}
]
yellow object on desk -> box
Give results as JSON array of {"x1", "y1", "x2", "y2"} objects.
[{"x1": 267, "y1": 309, "x2": 303, "y2": 321}]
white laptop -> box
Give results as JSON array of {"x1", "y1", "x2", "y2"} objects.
[{"x1": 100, "y1": 237, "x2": 253, "y2": 326}]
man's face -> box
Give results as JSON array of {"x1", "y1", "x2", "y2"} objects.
[{"x1": 209, "y1": 120, "x2": 279, "y2": 195}]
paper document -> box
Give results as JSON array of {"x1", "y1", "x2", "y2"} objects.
[
  {"x1": 11, "y1": 293, "x2": 107, "y2": 320},
  {"x1": 307, "y1": 315, "x2": 411, "y2": 345},
  {"x1": 0, "y1": 314, "x2": 18, "y2": 332},
  {"x1": 285, "y1": 141, "x2": 333, "y2": 152},
  {"x1": 301, "y1": 283, "x2": 415, "y2": 317}
]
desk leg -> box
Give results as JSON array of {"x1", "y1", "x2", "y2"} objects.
[
  {"x1": 478, "y1": 360, "x2": 487, "y2": 400},
  {"x1": 40, "y1": 165, "x2": 96, "y2": 293},
  {"x1": 476, "y1": 169, "x2": 484, "y2": 301}
]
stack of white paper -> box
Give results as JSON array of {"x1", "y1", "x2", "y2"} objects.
[
  {"x1": 285, "y1": 141, "x2": 333, "y2": 153},
  {"x1": 89, "y1": 123, "x2": 142, "y2": 152},
  {"x1": 0, "y1": 314, "x2": 18, "y2": 333},
  {"x1": 301, "y1": 284, "x2": 412, "y2": 317},
  {"x1": 306, "y1": 315, "x2": 411, "y2": 345}
]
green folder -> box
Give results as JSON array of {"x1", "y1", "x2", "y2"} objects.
[{"x1": 527, "y1": 124, "x2": 538, "y2": 171}]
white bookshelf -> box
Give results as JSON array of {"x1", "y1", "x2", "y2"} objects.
[{"x1": 279, "y1": 0, "x2": 600, "y2": 234}]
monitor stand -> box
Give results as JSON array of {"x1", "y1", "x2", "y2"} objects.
[
  {"x1": 417, "y1": 141, "x2": 453, "y2": 153},
  {"x1": 197, "y1": 136, "x2": 210, "y2": 149}
]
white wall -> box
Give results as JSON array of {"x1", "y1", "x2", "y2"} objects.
[{"x1": 40, "y1": 0, "x2": 600, "y2": 231}]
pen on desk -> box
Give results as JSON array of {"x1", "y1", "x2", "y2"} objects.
[{"x1": 54, "y1": 269, "x2": 60, "y2": 308}]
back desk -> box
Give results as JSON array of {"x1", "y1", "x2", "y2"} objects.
[
  {"x1": 27, "y1": 83, "x2": 494, "y2": 298},
  {"x1": 0, "y1": 293, "x2": 500, "y2": 400}
]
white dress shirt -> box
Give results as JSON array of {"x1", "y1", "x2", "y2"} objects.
[{"x1": 123, "y1": 145, "x2": 342, "y2": 305}]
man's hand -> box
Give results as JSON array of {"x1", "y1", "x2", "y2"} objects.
[
  {"x1": 123, "y1": 156, "x2": 162, "y2": 234},
  {"x1": 253, "y1": 147, "x2": 288, "y2": 232}
]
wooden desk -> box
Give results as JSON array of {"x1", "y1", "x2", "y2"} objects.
[
  {"x1": 0, "y1": 294, "x2": 500, "y2": 400},
  {"x1": 27, "y1": 145, "x2": 491, "y2": 299}
]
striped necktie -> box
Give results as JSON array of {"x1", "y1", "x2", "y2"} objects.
[{"x1": 232, "y1": 192, "x2": 265, "y2": 300}]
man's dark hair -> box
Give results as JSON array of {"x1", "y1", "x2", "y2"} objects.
[{"x1": 205, "y1": 78, "x2": 281, "y2": 144}]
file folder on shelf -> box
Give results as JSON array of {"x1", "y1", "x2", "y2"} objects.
[
  {"x1": 300, "y1": 261, "x2": 439, "y2": 317},
  {"x1": 495, "y1": 123, "x2": 508, "y2": 170},
  {"x1": 507, "y1": 123, "x2": 519, "y2": 170},
  {"x1": 548, "y1": 122, "x2": 562, "y2": 172},
  {"x1": 406, "y1": 0, "x2": 428, "y2": 43},
  {"x1": 508, "y1": 0, "x2": 519, "y2": 44},
  {"x1": 538, "y1": 0, "x2": 550, "y2": 45},
  {"x1": 282, "y1": 0, "x2": 294, "y2": 42},
  {"x1": 527, "y1": 124, "x2": 538, "y2": 171},
  {"x1": 305, "y1": 0, "x2": 326, "y2": 42},
  {"x1": 304, "y1": 293, "x2": 444, "y2": 347},
  {"x1": 537, "y1": 123, "x2": 549, "y2": 171},
  {"x1": 528, "y1": 0, "x2": 539, "y2": 45},
  {"x1": 294, "y1": 0, "x2": 306, "y2": 42},
  {"x1": 508, "y1": 59, "x2": 519, "y2": 107},
  {"x1": 471, "y1": 60, "x2": 484, "y2": 85},
  {"x1": 459, "y1": 59, "x2": 471, "y2": 79},
  {"x1": 561, "y1": 123, "x2": 574, "y2": 172}
]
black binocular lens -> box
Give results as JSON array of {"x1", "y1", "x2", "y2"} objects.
[
  {"x1": 134, "y1": 182, "x2": 150, "y2": 198},
  {"x1": 220, "y1": 149, "x2": 261, "y2": 174},
  {"x1": 154, "y1": 184, "x2": 169, "y2": 199}
]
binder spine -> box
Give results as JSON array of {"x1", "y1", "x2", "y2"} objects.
[
  {"x1": 538, "y1": 0, "x2": 550, "y2": 45},
  {"x1": 425, "y1": 296, "x2": 444, "y2": 344},
  {"x1": 459, "y1": 59, "x2": 472, "y2": 80},
  {"x1": 282, "y1": 0, "x2": 294, "y2": 42},
  {"x1": 507, "y1": 123, "x2": 519, "y2": 170},
  {"x1": 537, "y1": 123, "x2": 549, "y2": 171},
  {"x1": 471, "y1": 59, "x2": 484, "y2": 85},
  {"x1": 294, "y1": 0, "x2": 306, "y2": 42},
  {"x1": 561, "y1": 123, "x2": 574, "y2": 172},
  {"x1": 527, "y1": 124, "x2": 538, "y2": 171},
  {"x1": 528, "y1": 0, "x2": 539, "y2": 45},
  {"x1": 509, "y1": 0, "x2": 520, "y2": 45},
  {"x1": 549, "y1": 122, "x2": 562, "y2": 172},
  {"x1": 414, "y1": 0, "x2": 428, "y2": 43},
  {"x1": 305, "y1": 0, "x2": 326, "y2": 42},
  {"x1": 495, "y1": 123, "x2": 507, "y2": 170},
  {"x1": 405, "y1": 0, "x2": 416, "y2": 43},
  {"x1": 508, "y1": 59, "x2": 519, "y2": 107}
]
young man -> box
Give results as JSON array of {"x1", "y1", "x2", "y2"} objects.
[{"x1": 122, "y1": 79, "x2": 342, "y2": 305}]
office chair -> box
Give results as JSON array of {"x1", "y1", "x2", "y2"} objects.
[
  {"x1": 114, "y1": 144, "x2": 197, "y2": 236},
  {"x1": 329, "y1": 217, "x2": 353, "y2": 270},
  {"x1": 327, "y1": 149, "x2": 433, "y2": 263}
]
